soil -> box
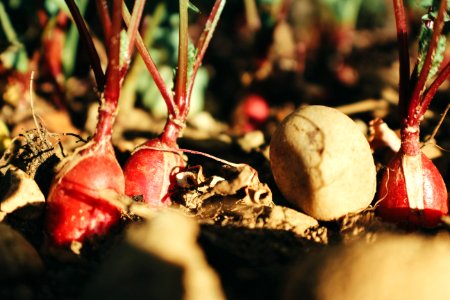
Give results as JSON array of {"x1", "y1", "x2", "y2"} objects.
[{"x1": 1, "y1": 1, "x2": 450, "y2": 300}]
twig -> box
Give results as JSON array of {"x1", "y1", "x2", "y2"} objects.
[
  {"x1": 426, "y1": 103, "x2": 450, "y2": 143},
  {"x1": 29, "y1": 72, "x2": 44, "y2": 143}
]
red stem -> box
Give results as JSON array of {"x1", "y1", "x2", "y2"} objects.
[
  {"x1": 392, "y1": 0, "x2": 411, "y2": 118},
  {"x1": 120, "y1": 0, "x2": 146, "y2": 81},
  {"x1": 161, "y1": 118, "x2": 184, "y2": 146},
  {"x1": 175, "y1": 0, "x2": 189, "y2": 116},
  {"x1": 419, "y1": 60, "x2": 450, "y2": 117},
  {"x1": 407, "y1": 0, "x2": 447, "y2": 126},
  {"x1": 96, "y1": 0, "x2": 112, "y2": 42},
  {"x1": 126, "y1": 0, "x2": 146, "y2": 67},
  {"x1": 94, "y1": 0, "x2": 122, "y2": 144},
  {"x1": 65, "y1": 0, "x2": 105, "y2": 90},
  {"x1": 185, "y1": 0, "x2": 226, "y2": 116},
  {"x1": 122, "y1": 4, "x2": 177, "y2": 118},
  {"x1": 400, "y1": 125, "x2": 421, "y2": 155}
]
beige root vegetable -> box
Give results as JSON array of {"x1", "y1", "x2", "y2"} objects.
[
  {"x1": 283, "y1": 233, "x2": 450, "y2": 300},
  {"x1": 269, "y1": 105, "x2": 376, "y2": 220}
]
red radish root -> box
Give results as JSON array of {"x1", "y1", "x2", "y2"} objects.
[
  {"x1": 376, "y1": 0, "x2": 449, "y2": 227},
  {"x1": 124, "y1": 128, "x2": 184, "y2": 206},
  {"x1": 378, "y1": 151, "x2": 448, "y2": 227},
  {"x1": 123, "y1": 0, "x2": 225, "y2": 206},
  {"x1": 45, "y1": 0, "x2": 144, "y2": 246},
  {"x1": 46, "y1": 142, "x2": 124, "y2": 245}
]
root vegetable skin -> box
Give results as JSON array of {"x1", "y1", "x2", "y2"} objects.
[
  {"x1": 377, "y1": 151, "x2": 448, "y2": 227},
  {"x1": 123, "y1": 137, "x2": 184, "y2": 207},
  {"x1": 46, "y1": 143, "x2": 124, "y2": 245}
]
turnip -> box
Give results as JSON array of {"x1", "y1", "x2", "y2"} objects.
[
  {"x1": 45, "y1": 0, "x2": 145, "y2": 246},
  {"x1": 269, "y1": 105, "x2": 377, "y2": 221},
  {"x1": 123, "y1": 0, "x2": 225, "y2": 206},
  {"x1": 376, "y1": 0, "x2": 449, "y2": 227}
]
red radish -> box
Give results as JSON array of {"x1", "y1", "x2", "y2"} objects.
[
  {"x1": 124, "y1": 128, "x2": 184, "y2": 206},
  {"x1": 233, "y1": 94, "x2": 270, "y2": 133},
  {"x1": 377, "y1": 0, "x2": 449, "y2": 227},
  {"x1": 123, "y1": 0, "x2": 225, "y2": 206},
  {"x1": 45, "y1": 0, "x2": 145, "y2": 246}
]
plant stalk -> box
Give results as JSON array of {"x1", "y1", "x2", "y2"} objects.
[
  {"x1": 407, "y1": 0, "x2": 447, "y2": 126},
  {"x1": 175, "y1": 0, "x2": 189, "y2": 113},
  {"x1": 96, "y1": 0, "x2": 112, "y2": 41},
  {"x1": 185, "y1": 0, "x2": 226, "y2": 116},
  {"x1": 94, "y1": 0, "x2": 122, "y2": 144},
  {"x1": 393, "y1": 0, "x2": 411, "y2": 118},
  {"x1": 420, "y1": 60, "x2": 450, "y2": 117},
  {"x1": 66, "y1": 0, "x2": 105, "y2": 90},
  {"x1": 122, "y1": 3, "x2": 177, "y2": 118},
  {"x1": 126, "y1": 0, "x2": 146, "y2": 61}
]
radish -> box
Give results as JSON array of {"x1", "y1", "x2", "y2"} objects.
[
  {"x1": 233, "y1": 94, "x2": 270, "y2": 133},
  {"x1": 45, "y1": 0, "x2": 145, "y2": 246},
  {"x1": 376, "y1": 0, "x2": 449, "y2": 227},
  {"x1": 123, "y1": 0, "x2": 225, "y2": 206}
]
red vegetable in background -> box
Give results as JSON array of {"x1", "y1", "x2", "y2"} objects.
[
  {"x1": 377, "y1": 0, "x2": 449, "y2": 227},
  {"x1": 45, "y1": 0, "x2": 144, "y2": 246},
  {"x1": 232, "y1": 94, "x2": 270, "y2": 134},
  {"x1": 123, "y1": 0, "x2": 225, "y2": 207}
]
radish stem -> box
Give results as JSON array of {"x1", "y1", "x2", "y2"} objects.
[
  {"x1": 175, "y1": 0, "x2": 189, "y2": 111},
  {"x1": 407, "y1": 0, "x2": 447, "y2": 126},
  {"x1": 420, "y1": 61, "x2": 450, "y2": 117},
  {"x1": 66, "y1": 0, "x2": 105, "y2": 91},
  {"x1": 122, "y1": 3, "x2": 177, "y2": 118},
  {"x1": 96, "y1": 0, "x2": 112, "y2": 42},
  {"x1": 393, "y1": 0, "x2": 410, "y2": 118},
  {"x1": 125, "y1": 0, "x2": 146, "y2": 66},
  {"x1": 186, "y1": 0, "x2": 226, "y2": 110},
  {"x1": 93, "y1": 0, "x2": 122, "y2": 144}
]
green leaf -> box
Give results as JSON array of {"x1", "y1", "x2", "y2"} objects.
[
  {"x1": 120, "y1": 29, "x2": 130, "y2": 68},
  {"x1": 417, "y1": 24, "x2": 447, "y2": 81},
  {"x1": 419, "y1": 0, "x2": 450, "y2": 21},
  {"x1": 188, "y1": 1, "x2": 200, "y2": 13},
  {"x1": 319, "y1": 0, "x2": 363, "y2": 25},
  {"x1": 417, "y1": 0, "x2": 450, "y2": 10},
  {"x1": 0, "y1": 1, "x2": 29, "y2": 71},
  {"x1": 187, "y1": 39, "x2": 197, "y2": 86}
]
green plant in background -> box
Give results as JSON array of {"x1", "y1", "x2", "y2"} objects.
[
  {"x1": 120, "y1": 2, "x2": 210, "y2": 119},
  {"x1": 320, "y1": 0, "x2": 363, "y2": 27},
  {"x1": 0, "y1": 1, "x2": 29, "y2": 72},
  {"x1": 42, "y1": 0, "x2": 88, "y2": 81}
]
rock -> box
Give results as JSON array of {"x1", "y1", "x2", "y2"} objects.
[
  {"x1": 270, "y1": 105, "x2": 377, "y2": 221},
  {"x1": 0, "y1": 167, "x2": 45, "y2": 221}
]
